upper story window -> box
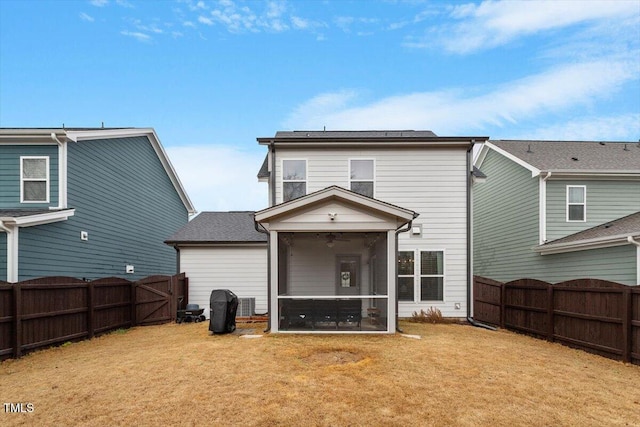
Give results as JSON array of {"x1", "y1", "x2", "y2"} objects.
[
  {"x1": 21, "y1": 156, "x2": 49, "y2": 203},
  {"x1": 282, "y1": 159, "x2": 306, "y2": 202},
  {"x1": 350, "y1": 159, "x2": 374, "y2": 198},
  {"x1": 567, "y1": 185, "x2": 586, "y2": 222}
]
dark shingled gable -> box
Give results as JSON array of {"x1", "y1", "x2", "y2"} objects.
[
  {"x1": 165, "y1": 211, "x2": 267, "y2": 244},
  {"x1": 540, "y1": 211, "x2": 640, "y2": 247}
]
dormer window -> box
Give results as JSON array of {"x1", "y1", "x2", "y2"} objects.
[
  {"x1": 21, "y1": 156, "x2": 49, "y2": 203},
  {"x1": 282, "y1": 159, "x2": 306, "y2": 202},
  {"x1": 350, "y1": 159, "x2": 375, "y2": 198},
  {"x1": 567, "y1": 185, "x2": 586, "y2": 222}
]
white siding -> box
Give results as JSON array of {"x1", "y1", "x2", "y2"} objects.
[
  {"x1": 275, "y1": 147, "x2": 469, "y2": 318},
  {"x1": 180, "y1": 246, "x2": 268, "y2": 316}
]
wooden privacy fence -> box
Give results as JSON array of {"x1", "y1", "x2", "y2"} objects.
[
  {"x1": 474, "y1": 276, "x2": 640, "y2": 365},
  {"x1": 0, "y1": 273, "x2": 188, "y2": 360}
]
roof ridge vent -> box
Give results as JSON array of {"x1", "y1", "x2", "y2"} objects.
[{"x1": 599, "y1": 141, "x2": 605, "y2": 145}]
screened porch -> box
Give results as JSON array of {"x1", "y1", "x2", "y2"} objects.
[{"x1": 276, "y1": 232, "x2": 389, "y2": 332}]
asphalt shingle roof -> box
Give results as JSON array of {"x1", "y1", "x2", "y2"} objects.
[
  {"x1": 257, "y1": 155, "x2": 269, "y2": 179},
  {"x1": 272, "y1": 130, "x2": 438, "y2": 139},
  {"x1": 165, "y1": 211, "x2": 267, "y2": 244},
  {"x1": 541, "y1": 211, "x2": 640, "y2": 247},
  {"x1": 491, "y1": 140, "x2": 640, "y2": 171}
]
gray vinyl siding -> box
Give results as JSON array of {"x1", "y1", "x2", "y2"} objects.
[
  {"x1": 474, "y1": 150, "x2": 638, "y2": 285},
  {"x1": 546, "y1": 180, "x2": 640, "y2": 241},
  {"x1": 0, "y1": 144, "x2": 58, "y2": 208},
  {"x1": 16, "y1": 136, "x2": 188, "y2": 280},
  {"x1": 275, "y1": 147, "x2": 469, "y2": 317}
]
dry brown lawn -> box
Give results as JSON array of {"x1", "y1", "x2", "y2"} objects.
[{"x1": 1, "y1": 321, "x2": 639, "y2": 427}]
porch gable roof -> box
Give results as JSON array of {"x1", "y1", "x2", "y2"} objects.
[{"x1": 255, "y1": 185, "x2": 417, "y2": 230}]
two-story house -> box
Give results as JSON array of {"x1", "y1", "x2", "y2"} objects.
[
  {"x1": 0, "y1": 128, "x2": 195, "y2": 282},
  {"x1": 168, "y1": 130, "x2": 485, "y2": 333},
  {"x1": 473, "y1": 140, "x2": 640, "y2": 286}
]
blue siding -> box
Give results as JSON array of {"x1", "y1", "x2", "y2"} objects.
[
  {"x1": 16, "y1": 136, "x2": 188, "y2": 280},
  {"x1": 0, "y1": 144, "x2": 58, "y2": 208},
  {"x1": 0, "y1": 232, "x2": 5, "y2": 280}
]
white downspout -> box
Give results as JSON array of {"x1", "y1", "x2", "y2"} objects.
[
  {"x1": 539, "y1": 172, "x2": 552, "y2": 244},
  {"x1": 50, "y1": 133, "x2": 67, "y2": 209},
  {"x1": 627, "y1": 236, "x2": 640, "y2": 285},
  {"x1": 0, "y1": 221, "x2": 18, "y2": 282}
]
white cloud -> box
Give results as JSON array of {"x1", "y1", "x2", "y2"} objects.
[
  {"x1": 507, "y1": 114, "x2": 640, "y2": 142},
  {"x1": 198, "y1": 16, "x2": 214, "y2": 25},
  {"x1": 90, "y1": 0, "x2": 108, "y2": 7},
  {"x1": 284, "y1": 60, "x2": 638, "y2": 138},
  {"x1": 79, "y1": 12, "x2": 95, "y2": 22},
  {"x1": 416, "y1": 0, "x2": 639, "y2": 54},
  {"x1": 166, "y1": 145, "x2": 268, "y2": 212},
  {"x1": 115, "y1": 0, "x2": 134, "y2": 8},
  {"x1": 120, "y1": 30, "x2": 152, "y2": 42}
]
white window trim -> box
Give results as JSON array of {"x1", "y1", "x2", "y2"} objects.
[
  {"x1": 419, "y1": 249, "x2": 445, "y2": 302},
  {"x1": 349, "y1": 158, "x2": 376, "y2": 198},
  {"x1": 566, "y1": 185, "x2": 586, "y2": 222},
  {"x1": 281, "y1": 159, "x2": 307, "y2": 203},
  {"x1": 397, "y1": 250, "x2": 416, "y2": 302},
  {"x1": 20, "y1": 156, "x2": 50, "y2": 203}
]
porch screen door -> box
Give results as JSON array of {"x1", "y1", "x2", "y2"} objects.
[{"x1": 336, "y1": 255, "x2": 360, "y2": 295}]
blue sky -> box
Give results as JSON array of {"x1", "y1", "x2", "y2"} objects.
[{"x1": 1, "y1": 0, "x2": 639, "y2": 213}]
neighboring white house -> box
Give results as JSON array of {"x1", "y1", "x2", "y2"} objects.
[{"x1": 168, "y1": 130, "x2": 486, "y2": 334}]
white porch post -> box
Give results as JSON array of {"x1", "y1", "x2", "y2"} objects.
[
  {"x1": 269, "y1": 230, "x2": 279, "y2": 332},
  {"x1": 0, "y1": 224, "x2": 19, "y2": 282},
  {"x1": 387, "y1": 229, "x2": 396, "y2": 332}
]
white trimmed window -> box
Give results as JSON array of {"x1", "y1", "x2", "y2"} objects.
[
  {"x1": 397, "y1": 251, "x2": 415, "y2": 301},
  {"x1": 397, "y1": 250, "x2": 445, "y2": 302},
  {"x1": 420, "y1": 251, "x2": 444, "y2": 301},
  {"x1": 567, "y1": 185, "x2": 586, "y2": 222},
  {"x1": 21, "y1": 156, "x2": 49, "y2": 203},
  {"x1": 349, "y1": 159, "x2": 374, "y2": 198},
  {"x1": 282, "y1": 159, "x2": 306, "y2": 202}
]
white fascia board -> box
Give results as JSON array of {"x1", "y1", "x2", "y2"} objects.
[
  {"x1": 66, "y1": 128, "x2": 196, "y2": 215},
  {"x1": 534, "y1": 233, "x2": 639, "y2": 255},
  {"x1": 542, "y1": 171, "x2": 640, "y2": 180},
  {"x1": 7, "y1": 209, "x2": 76, "y2": 227},
  {"x1": 480, "y1": 141, "x2": 541, "y2": 177}
]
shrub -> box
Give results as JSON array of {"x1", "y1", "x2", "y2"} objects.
[{"x1": 410, "y1": 307, "x2": 450, "y2": 324}]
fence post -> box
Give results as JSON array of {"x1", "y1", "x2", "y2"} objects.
[
  {"x1": 130, "y1": 281, "x2": 137, "y2": 327},
  {"x1": 500, "y1": 282, "x2": 506, "y2": 329},
  {"x1": 622, "y1": 288, "x2": 632, "y2": 364},
  {"x1": 87, "y1": 282, "x2": 94, "y2": 339},
  {"x1": 13, "y1": 283, "x2": 22, "y2": 359},
  {"x1": 547, "y1": 284, "x2": 554, "y2": 342}
]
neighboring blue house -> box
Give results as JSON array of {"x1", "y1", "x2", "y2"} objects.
[
  {"x1": 0, "y1": 128, "x2": 195, "y2": 282},
  {"x1": 473, "y1": 140, "x2": 640, "y2": 286}
]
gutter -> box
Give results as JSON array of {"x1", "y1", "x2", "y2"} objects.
[
  {"x1": 50, "y1": 133, "x2": 68, "y2": 210},
  {"x1": 395, "y1": 216, "x2": 417, "y2": 333},
  {"x1": 254, "y1": 218, "x2": 271, "y2": 333},
  {"x1": 628, "y1": 236, "x2": 640, "y2": 285},
  {"x1": 466, "y1": 144, "x2": 497, "y2": 331}
]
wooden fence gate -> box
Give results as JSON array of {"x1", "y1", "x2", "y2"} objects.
[{"x1": 135, "y1": 274, "x2": 188, "y2": 325}]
